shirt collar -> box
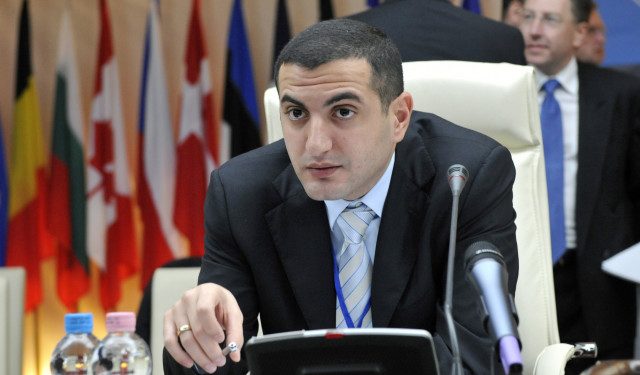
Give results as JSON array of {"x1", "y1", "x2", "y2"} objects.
[
  {"x1": 535, "y1": 57, "x2": 578, "y2": 96},
  {"x1": 324, "y1": 153, "x2": 395, "y2": 229}
]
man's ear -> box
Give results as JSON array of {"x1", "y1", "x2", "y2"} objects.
[
  {"x1": 391, "y1": 92, "x2": 413, "y2": 142},
  {"x1": 573, "y1": 21, "x2": 589, "y2": 48}
]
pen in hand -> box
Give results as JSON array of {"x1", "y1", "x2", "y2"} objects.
[
  {"x1": 221, "y1": 342, "x2": 238, "y2": 357},
  {"x1": 192, "y1": 342, "x2": 239, "y2": 374}
]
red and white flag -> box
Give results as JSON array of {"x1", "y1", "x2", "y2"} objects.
[
  {"x1": 138, "y1": 0, "x2": 181, "y2": 287},
  {"x1": 87, "y1": 0, "x2": 139, "y2": 309},
  {"x1": 174, "y1": 0, "x2": 221, "y2": 257}
]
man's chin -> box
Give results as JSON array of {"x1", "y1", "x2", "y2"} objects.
[
  {"x1": 302, "y1": 183, "x2": 346, "y2": 202},
  {"x1": 525, "y1": 49, "x2": 548, "y2": 62}
]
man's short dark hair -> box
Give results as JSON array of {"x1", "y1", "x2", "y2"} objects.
[
  {"x1": 274, "y1": 19, "x2": 404, "y2": 112},
  {"x1": 502, "y1": 0, "x2": 523, "y2": 18},
  {"x1": 522, "y1": 0, "x2": 594, "y2": 24},
  {"x1": 570, "y1": 0, "x2": 595, "y2": 23}
]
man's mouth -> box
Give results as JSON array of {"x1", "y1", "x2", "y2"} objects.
[{"x1": 307, "y1": 164, "x2": 339, "y2": 178}]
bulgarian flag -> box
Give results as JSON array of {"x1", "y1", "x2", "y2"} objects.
[
  {"x1": 138, "y1": 0, "x2": 180, "y2": 287},
  {"x1": 87, "y1": 0, "x2": 139, "y2": 310},
  {"x1": 174, "y1": 0, "x2": 219, "y2": 257},
  {"x1": 48, "y1": 10, "x2": 90, "y2": 310},
  {"x1": 7, "y1": 0, "x2": 51, "y2": 312}
]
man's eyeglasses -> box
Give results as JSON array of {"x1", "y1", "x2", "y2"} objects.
[{"x1": 521, "y1": 10, "x2": 564, "y2": 28}]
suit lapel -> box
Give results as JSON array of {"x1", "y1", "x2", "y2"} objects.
[
  {"x1": 371, "y1": 127, "x2": 435, "y2": 327},
  {"x1": 265, "y1": 122, "x2": 435, "y2": 329},
  {"x1": 266, "y1": 165, "x2": 335, "y2": 329},
  {"x1": 575, "y1": 64, "x2": 610, "y2": 249}
]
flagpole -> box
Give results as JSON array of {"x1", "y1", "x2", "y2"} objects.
[{"x1": 34, "y1": 307, "x2": 41, "y2": 375}]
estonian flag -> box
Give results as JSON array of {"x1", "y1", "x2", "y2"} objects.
[{"x1": 224, "y1": 0, "x2": 261, "y2": 157}]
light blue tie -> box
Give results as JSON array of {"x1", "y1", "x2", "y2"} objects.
[
  {"x1": 335, "y1": 202, "x2": 376, "y2": 328},
  {"x1": 540, "y1": 79, "x2": 567, "y2": 263}
]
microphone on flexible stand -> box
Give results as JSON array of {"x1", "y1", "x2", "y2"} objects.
[
  {"x1": 444, "y1": 164, "x2": 469, "y2": 375},
  {"x1": 464, "y1": 241, "x2": 522, "y2": 375}
]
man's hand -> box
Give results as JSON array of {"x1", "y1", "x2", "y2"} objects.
[{"x1": 164, "y1": 283, "x2": 244, "y2": 373}]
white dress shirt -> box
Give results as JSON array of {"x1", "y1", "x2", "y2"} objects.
[{"x1": 324, "y1": 153, "x2": 394, "y2": 262}]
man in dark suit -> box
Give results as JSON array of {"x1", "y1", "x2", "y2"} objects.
[
  {"x1": 163, "y1": 19, "x2": 519, "y2": 374},
  {"x1": 519, "y1": 0, "x2": 640, "y2": 373},
  {"x1": 350, "y1": 0, "x2": 527, "y2": 64}
]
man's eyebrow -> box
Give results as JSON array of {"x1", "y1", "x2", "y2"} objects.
[
  {"x1": 280, "y1": 94, "x2": 305, "y2": 108},
  {"x1": 280, "y1": 92, "x2": 362, "y2": 108},
  {"x1": 324, "y1": 92, "x2": 362, "y2": 107}
]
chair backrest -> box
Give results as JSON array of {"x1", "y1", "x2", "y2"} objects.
[
  {"x1": 264, "y1": 60, "x2": 559, "y2": 374},
  {"x1": 151, "y1": 267, "x2": 201, "y2": 375},
  {"x1": 0, "y1": 267, "x2": 25, "y2": 375}
]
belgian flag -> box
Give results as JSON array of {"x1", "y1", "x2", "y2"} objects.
[{"x1": 7, "y1": 0, "x2": 51, "y2": 311}]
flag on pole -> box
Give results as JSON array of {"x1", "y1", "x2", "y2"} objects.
[
  {"x1": 138, "y1": 0, "x2": 180, "y2": 287},
  {"x1": 320, "y1": 0, "x2": 334, "y2": 21},
  {"x1": 0, "y1": 116, "x2": 8, "y2": 266},
  {"x1": 272, "y1": 0, "x2": 291, "y2": 72},
  {"x1": 87, "y1": 0, "x2": 139, "y2": 310},
  {"x1": 174, "y1": 0, "x2": 219, "y2": 257},
  {"x1": 463, "y1": 0, "x2": 481, "y2": 14},
  {"x1": 7, "y1": 0, "x2": 51, "y2": 311},
  {"x1": 224, "y1": 0, "x2": 261, "y2": 157},
  {"x1": 48, "y1": 10, "x2": 90, "y2": 310}
]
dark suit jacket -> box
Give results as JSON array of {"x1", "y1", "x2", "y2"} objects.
[
  {"x1": 164, "y1": 111, "x2": 518, "y2": 374},
  {"x1": 570, "y1": 63, "x2": 640, "y2": 357},
  {"x1": 350, "y1": 0, "x2": 526, "y2": 65}
]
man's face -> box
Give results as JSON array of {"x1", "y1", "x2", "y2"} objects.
[
  {"x1": 520, "y1": 0, "x2": 587, "y2": 75},
  {"x1": 277, "y1": 59, "x2": 412, "y2": 201},
  {"x1": 504, "y1": 1, "x2": 524, "y2": 27},
  {"x1": 576, "y1": 9, "x2": 606, "y2": 65}
]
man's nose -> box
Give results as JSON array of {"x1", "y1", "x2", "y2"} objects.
[
  {"x1": 305, "y1": 117, "x2": 332, "y2": 155},
  {"x1": 525, "y1": 17, "x2": 543, "y2": 37}
]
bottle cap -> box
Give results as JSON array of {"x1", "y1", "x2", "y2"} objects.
[
  {"x1": 106, "y1": 312, "x2": 136, "y2": 333},
  {"x1": 64, "y1": 313, "x2": 94, "y2": 334}
]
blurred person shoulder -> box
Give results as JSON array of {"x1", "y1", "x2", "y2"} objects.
[
  {"x1": 579, "y1": 61, "x2": 640, "y2": 96},
  {"x1": 349, "y1": 0, "x2": 526, "y2": 64}
]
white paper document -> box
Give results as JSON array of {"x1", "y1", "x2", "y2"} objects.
[{"x1": 601, "y1": 242, "x2": 640, "y2": 284}]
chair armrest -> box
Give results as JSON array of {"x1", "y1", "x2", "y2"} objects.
[{"x1": 533, "y1": 343, "x2": 575, "y2": 375}]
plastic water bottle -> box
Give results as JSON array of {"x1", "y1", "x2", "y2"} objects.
[
  {"x1": 50, "y1": 313, "x2": 100, "y2": 374},
  {"x1": 90, "y1": 312, "x2": 151, "y2": 374}
]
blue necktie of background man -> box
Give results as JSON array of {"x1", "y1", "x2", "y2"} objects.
[{"x1": 540, "y1": 79, "x2": 567, "y2": 263}]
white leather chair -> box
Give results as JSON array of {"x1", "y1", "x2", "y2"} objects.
[
  {"x1": 151, "y1": 267, "x2": 201, "y2": 375},
  {"x1": 0, "y1": 267, "x2": 25, "y2": 375},
  {"x1": 264, "y1": 60, "x2": 577, "y2": 374}
]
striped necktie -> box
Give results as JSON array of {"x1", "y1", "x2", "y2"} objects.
[
  {"x1": 540, "y1": 79, "x2": 567, "y2": 262},
  {"x1": 334, "y1": 202, "x2": 376, "y2": 328}
]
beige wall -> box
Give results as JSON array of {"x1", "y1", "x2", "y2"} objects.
[{"x1": 0, "y1": 0, "x2": 501, "y2": 373}]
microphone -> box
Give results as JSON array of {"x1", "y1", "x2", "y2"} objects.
[
  {"x1": 464, "y1": 241, "x2": 522, "y2": 375},
  {"x1": 444, "y1": 164, "x2": 469, "y2": 375},
  {"x1": 448, "y1": 164, "x2": 469, "y2": 196}
]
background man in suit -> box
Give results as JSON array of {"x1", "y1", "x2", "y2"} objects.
[
  {"x1": 520, "y1": 0, "x2": 640, "y2": 373},
  {"x1": 350, "y1": 0, "x2": 527, "y2": 64},
  {"x1": 575, "y1": 4, "x2": 606, "y2": 65},
  {"x1": 503, "y1": 0, "x2": 525, "y2": 27},
  {"x1": 163, "y1": 18, "x2": 518, "y2": 374}
]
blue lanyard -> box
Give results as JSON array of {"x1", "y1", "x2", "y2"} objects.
[{"x1": 332, "y1": 250, "x2": 371, "y2": 328}]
